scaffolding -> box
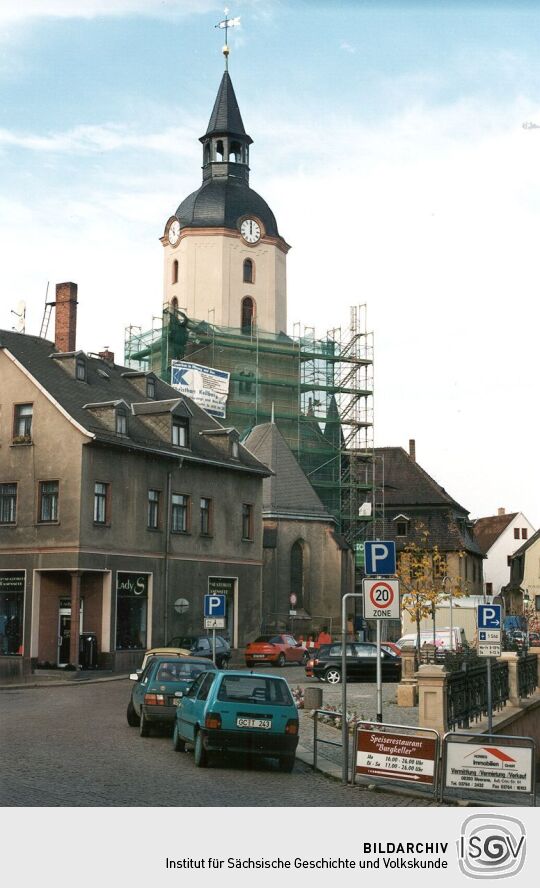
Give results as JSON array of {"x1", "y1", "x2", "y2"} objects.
[{"x1": 124, "y1": 305, "x2": 383, "y2": 549}]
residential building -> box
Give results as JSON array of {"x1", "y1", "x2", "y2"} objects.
[
  {"x1": 507, "y1": 528, "x2": 540, "y2": 616},
  {"x1": 473, "y1": 507, "x2": 535, "y2": 596},
  {"x1": 0, "y1": 286, "x2": 269, "y2": 681}
]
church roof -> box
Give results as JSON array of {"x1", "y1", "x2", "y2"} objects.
[
  {"x1": 205, "y1": 71, "x2": 251, "y2": 141},
  {"x1": 243, "y1": 423, "x2": 333, "y2": 520},
  {"x1": 176, "y1": 178, "x2": 279, "y2": 237}
]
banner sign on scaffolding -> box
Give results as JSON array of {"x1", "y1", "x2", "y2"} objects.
[{"x1": 171, "y1": 360, "x2": 230, "y2": 418}]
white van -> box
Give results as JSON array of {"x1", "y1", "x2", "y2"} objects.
[{"x1": 396, "y1": 626, "x2": 466, "y2": 652}]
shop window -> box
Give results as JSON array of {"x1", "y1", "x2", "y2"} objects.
[
  {"x1": 39, "y1": 481, "x2": 59, "y2": 523},
  {"x1": 172, "y1": 494, "x2": 190, "y2": 533},
  {"x1": 172, "y1": 418, "x2": 189, "y2": 448},
  {"x1": 147, "y1": 489, "x2": 160, "y2": 530},
  {"x1": 93, "y1": 482, "x2": 110, "y2": 525},
  {"x1": 0, "y1": 483, "x2": 17, "y2": 524},
  {"x1": 0, "y1": 572, "x2": 24, "y2": 656},
  {"x1": 243, "y1": 258, "x2": 254, "y2": 283},
  {"x1": 13, "y1": 403, "x2": 33, "y2": 443},
  {"x1": 200, "y1": 497, "x2": 212, "y2": 536},
  {"x1": 242, "y1": 503, "x2": 254, "y2": 541},
  {"x1": 115, "y1": 573, "x2": 148, "y2": 650}
]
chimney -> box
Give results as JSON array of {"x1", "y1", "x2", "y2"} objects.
[
  {"x1": 98, "y1": 347, "x2": 115, "y2": 366},
  {"x1": 55, "y1": 282, "x2": 78, "y2": 353},
  {"x1": 498, "y1": 507, "x2": 505, "y2": 516},
  {"x1": 409, "y1": 438, "x2": 416, "y2": 462}
]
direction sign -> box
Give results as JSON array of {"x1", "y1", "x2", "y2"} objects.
[
  {"x1": 362, "y1": 578, "x2": 400, "y2": 619},
  {"x1": 478, "y1": 603, "x2": 502, "y2": 630},
  {"x1": 204, "y1": 593, "x2": 226, "y2": 618},
  {"x1": 357, "y1": 729, "x2": 437, "y2": 785},
  {"x1": 364, "y1": 541, "x2": 396, "y2": 576}
]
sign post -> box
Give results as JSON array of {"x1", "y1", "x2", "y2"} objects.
[
  {"x1": 204, "y1": 593, "x2": 227, "y2": 664},
  {"x1": 362, "y1": 578, "x2": 400, "y2": 723},
  {"x1": 341, "y1": 592, "x2": 363, "y2": 784},
  {"x1": 477, "y1": 603, "x2": 502, "y2": 732}
]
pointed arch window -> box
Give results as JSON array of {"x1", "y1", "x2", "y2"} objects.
[
  {"x1": 170, "y1": 297, "x2": 178, "y2": 315},
  {"x1": 172, "y1": 260, "x2": 179, "y2": 285},
  {"x1": 290, "y1": 540, "x2": 305, "y2": 610},
  {"x1": 243, "y1": 258, "x2": 254, "y2": 284},
  {"x1": 241, "y1": 297, "x2": 255, "y2": 334}
]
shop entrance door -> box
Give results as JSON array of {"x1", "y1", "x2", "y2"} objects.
[{"x1": 58, "y1": 599, "x2": 83, "y2": 666}]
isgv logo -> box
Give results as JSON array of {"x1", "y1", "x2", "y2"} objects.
[{"x1": 457, "y1": 814, "x2": 526, "y2": 879}]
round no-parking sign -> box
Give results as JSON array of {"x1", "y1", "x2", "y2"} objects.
[{"x1": 362, "y1": 578, "x2": 400, "y2": 619}]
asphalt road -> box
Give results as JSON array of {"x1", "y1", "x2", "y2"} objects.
[{"x1": 0, "y1": 669, "x2": 435, "y2": 807}]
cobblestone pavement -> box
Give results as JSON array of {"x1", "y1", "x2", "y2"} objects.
[{"x1": 0, "y1": 672, "x2": 439, "y2": 807}]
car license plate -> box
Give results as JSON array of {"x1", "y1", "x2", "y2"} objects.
[
  {"x1": 252, "y1": 654, "x2": 266, "y2": 658},
  {"x1": 236, "y1": 717, "x2": 272, "y2": 729}
]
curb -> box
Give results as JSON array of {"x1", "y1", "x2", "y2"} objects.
[{"x1": 0, "y1": 674, "x2": 130, "y2": 691}]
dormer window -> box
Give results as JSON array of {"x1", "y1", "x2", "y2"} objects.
[
  {"x1": 393, "y1": 514, "x2": 410, "y2": 538},
  {"x1": 75, "y1": 357, "x2": 86, "y2": 381},
  {"x1": 116, "y1": 409, "x2": 128, "y2": 436},
  {"x1": 146, "y1": 377, "x2": 156, "y2": 399},
  {"x1": 172, "y1": 417, "x2": 189, "y2": 448},
  {"x1": 232, "y1": 440, "x2": 239, "y2": 459}
]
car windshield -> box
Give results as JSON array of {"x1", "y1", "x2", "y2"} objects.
[
  {"x1": 155, "y1": 661, "x2": 208, "y2": 681},
  {"x1": 217, "y1": 675, "x2": 294, "y2": 706},
  {"x1": 253, "y1": 635, "x2": 282, "y2": 644},
  {"x1": 168, "y1": 636, "x2": 196, "y2": 648}
]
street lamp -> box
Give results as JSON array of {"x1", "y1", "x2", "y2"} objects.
[{"x1": 441, "y1": 575, "x2": 454, "y2": 651}]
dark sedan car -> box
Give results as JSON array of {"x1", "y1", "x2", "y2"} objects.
[
  {"x1": 306, "y1": 642, "x2": 401, "y2": 684},
  {"x1": 167, "y1": 635, "x2": 231, "y2": 669}
]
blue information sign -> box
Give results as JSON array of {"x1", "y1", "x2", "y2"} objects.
[
  {"x1": 478, "y1": 603, "x2": 502, "y2": 630},
  {"x1": 364, "y1": 541, "x2": 397, "y2": 576},
  {"x1": 204, "y1": 593, "x2": 226, "y2": 618}
]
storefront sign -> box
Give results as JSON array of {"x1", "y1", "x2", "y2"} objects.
[
  {"x1": 0, "y1": 572, "x2": 25, "y2": 593},
  {"x1": 356, "y1": 729, "x2": 437, "y2": 785},
  {"x1": 117, "y1": 574, "x2": 148, "y2": 596},
  {"x1": 445, "y1": 743, "x2": 533, "y2": 793},
  {"x1": 208, "y1": 577, "x2": 235, "y2": 597},
  {"x1": 171, "y1": 360, "x2": 230, "y2": 418}
]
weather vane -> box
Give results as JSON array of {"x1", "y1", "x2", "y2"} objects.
[{"x1": 215, "y1": 8, "x2": 241, "y2": 70}]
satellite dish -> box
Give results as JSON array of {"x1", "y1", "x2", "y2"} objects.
[{"x1": 12, "y1": 300, "x2": 26, "y2": 333}]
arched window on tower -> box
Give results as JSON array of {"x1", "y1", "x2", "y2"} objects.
[
  {"x1": 290, "y1": 540, "x2": 305, "y2": 611},
  {"x1": 170, "y1": 297, "x2": 178, "y2": 316},
  {"x1": 204, "y1": 143, "x2": 211, "y2": 165},
  {"x1": 243, "y1": 258, "x2": 254, "y2": 283},
  {"x1": 216, "y1": 140, "x2": 224, "y2": 161},
  {"x1": 241, "y1": 297, "x2": 255, "y2": 334},
  {"x1": 172, "y1": 260, "x2": 179, "y2": 285},
  {"x1": 229, "y1": 140, "x2": 242, "y2": 162}
]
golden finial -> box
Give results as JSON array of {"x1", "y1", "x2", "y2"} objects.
[{"x1": 215, "y1": 8, "x2": 241, "y2": 70}]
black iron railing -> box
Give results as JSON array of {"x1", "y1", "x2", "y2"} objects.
[
  {"x1": 518, "y1": 654, "x2": 538, "y2": 699},
  {"x1": 446, "y1": 660, "x2": 509, "y2": 730}
]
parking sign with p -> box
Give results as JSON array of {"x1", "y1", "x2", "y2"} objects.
[
  {"x1": 204, "y1": 594, "x2": 226, "y2": 618},
  {"x1": 364, "y1": 541, "x2": 396, "y2": 576}
]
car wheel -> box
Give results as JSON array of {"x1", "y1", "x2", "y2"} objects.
[
  {"x1": 277, "y1": 653, "x2": 286, "y2": 667},
  {"x1": 172, "y1": 722, "x2": 186, "y2": 752},
  {"x1": 324, "y1": 667, "x2": 342, "y2": 685},
  {"x1": 139, "y1": 710, "x2": 151, "y2": 737},
  {"x1": 194, "y1": 731, "x2": 208, "y2": 768},
  {"x1": 278, "y1": 754, "x2": 295, "y2": 773},
  {"x1": 126, "y1": 699, "x2": 140, "y2": 727}
]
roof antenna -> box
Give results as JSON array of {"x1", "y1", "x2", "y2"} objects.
[{"x1": 215, "y1": 8, "x2": 241, "y2": 71}]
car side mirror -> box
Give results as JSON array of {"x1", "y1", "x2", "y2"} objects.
[
  {"x1": 174, "y1": 691, "x2": 183, "y2": 698},
  {"x1": 129, "y1": 673, "x2": 140, "y2": 681}
]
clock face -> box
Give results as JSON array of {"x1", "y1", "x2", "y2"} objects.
[
  {"x1": 240, "y1": 219, "x2": 261, "y2": 244},
  {"x1": 168, "y1": 220, "x2": 180, "y2": 246}
]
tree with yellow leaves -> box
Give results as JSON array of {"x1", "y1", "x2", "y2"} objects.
[{"x1": 398, "y1": 523, "x2": 468, "y2": 661}]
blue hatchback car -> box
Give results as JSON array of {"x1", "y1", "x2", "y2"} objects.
[{"x1": 173, "y1": 670, "x2": 299, "y2": 771}]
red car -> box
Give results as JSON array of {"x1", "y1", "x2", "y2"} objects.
[{"x1": 245, "y1": 634, "x2": 308, "y2": 667}]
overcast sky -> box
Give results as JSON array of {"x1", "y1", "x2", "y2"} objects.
[{"x1": 0, "y1": 0, "x2": 539, "y2": 526}]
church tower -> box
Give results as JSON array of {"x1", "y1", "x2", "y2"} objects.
[{"x1": 162, "y1": 69, "x2": 289, "y2": 334}]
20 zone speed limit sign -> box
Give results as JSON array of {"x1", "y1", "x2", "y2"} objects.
[{"x1": 362, "y1": 579, "x2": 400, "y2": 619}]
